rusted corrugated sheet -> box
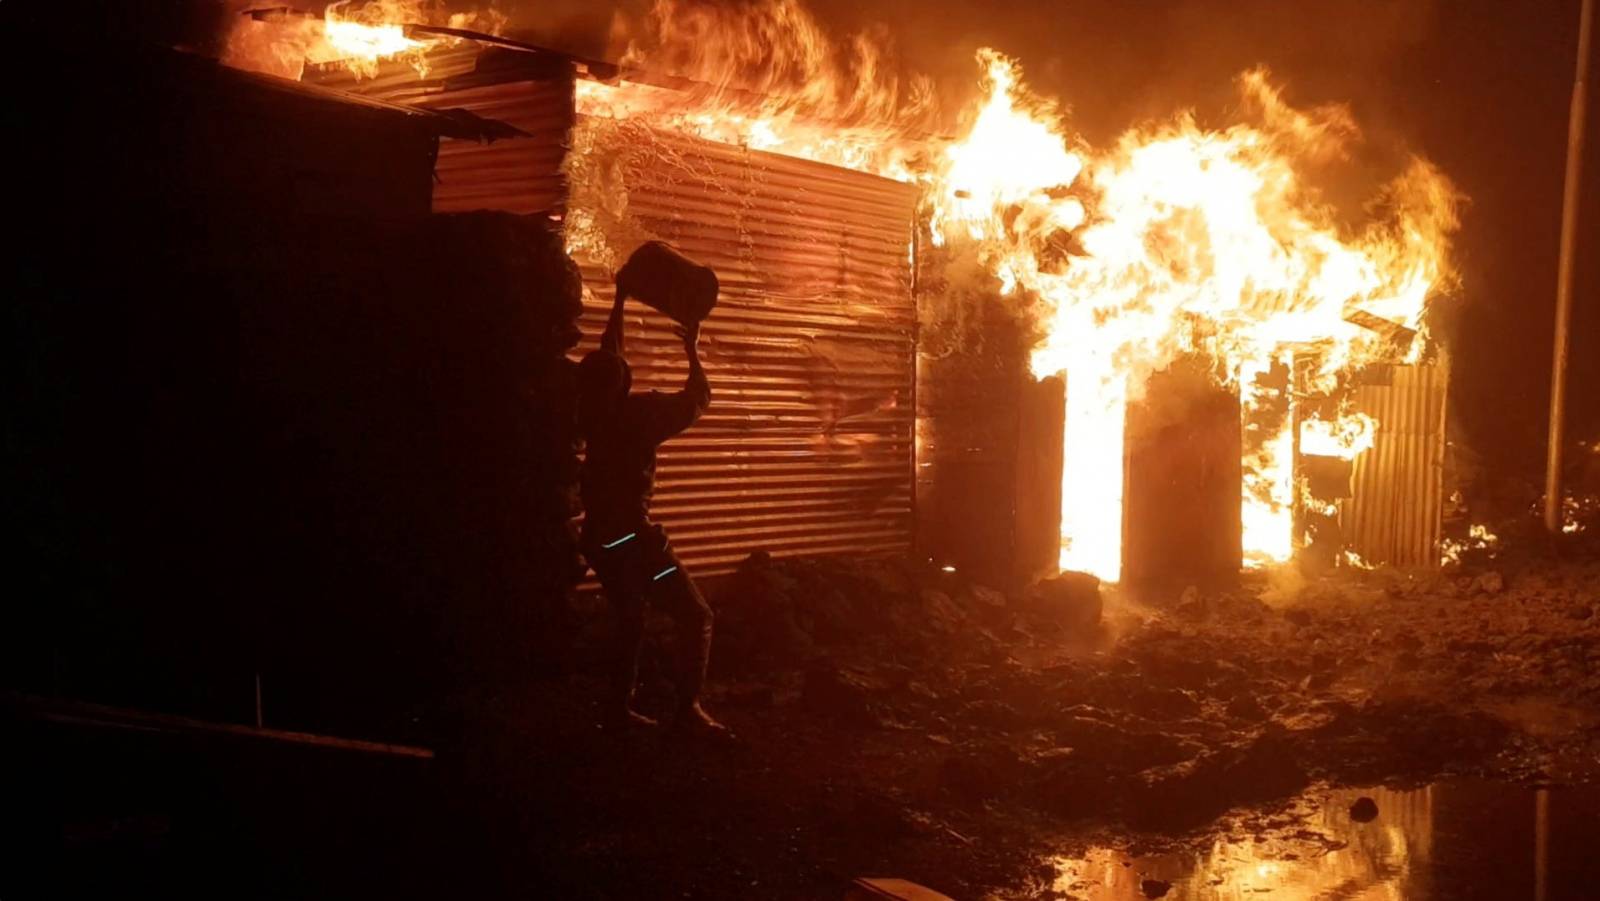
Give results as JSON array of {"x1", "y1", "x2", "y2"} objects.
[
  {"x1": 1344, "y1": 363, "x2": 1449, "y2": 567},
  {"x1": 424, "y1": 78, "x2": 573, "y2": 215},
  {"x1": 567, "y1": 120, "x2": 918, "y2": 575},
  {"x1": 306, "y1": 51, "x2": 574, "y2": 216}
]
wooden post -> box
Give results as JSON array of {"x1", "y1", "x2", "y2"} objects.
[
  {"x1": 1014, "y1": 375, "x2": 1066, "y2": 590},
  {"x1": 1546, "y1": 0, "x2": 1595, "y2": 533},
  {"x1": 1535, "y1": 787, "x2": 1550, "y2": 901}
]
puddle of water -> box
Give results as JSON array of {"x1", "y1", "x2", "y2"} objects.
[{"x1": 1049, "y1": 780, "x2": 1600, "y2": 900}]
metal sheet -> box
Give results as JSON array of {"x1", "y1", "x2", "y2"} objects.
[
  {"x1": 568, "y1": 120, "x2": 918, "y2": 575},
  {"x1": 424, "y1": 78, "x2": 573, "y2": 215},
  {"x1": 1344, "y1": 363, "x2": 1449, "y2": 567},
  {"x1": 911, "y1": 271, "x2": 1034, "y2": 588},
  {"x1": 297, "y1": 58, "x2": 916, "y2": 577},
  {"x1": 306, "y1": 54, "x2": 574, "y2": 217},
  {"x1": 1122, "y1": 358, "x2": 1244, "y2": 588}
]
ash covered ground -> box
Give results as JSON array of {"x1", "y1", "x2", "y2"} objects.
[{"x1": 446, "y1": 523, "x2": 1600, "y2": 898}]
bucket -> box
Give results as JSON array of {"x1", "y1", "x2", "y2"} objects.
[{"x1": 614, "y1": 241, "x2": 719, "y2": 326}]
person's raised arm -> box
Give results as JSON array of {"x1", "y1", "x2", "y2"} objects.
[
  {"x1": 636, "y1": 322, "x2": 711, "y2": 445},
  {"x1": 601, "y1": 286, "x2": 627, "y2": 355},
  {"x1": 679, "y1": 321, "x2": 710, "y2": 413}
]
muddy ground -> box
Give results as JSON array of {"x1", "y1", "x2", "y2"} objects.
[{"x1": 448, "y1": 529, "x2": 1600, "y2": 899}]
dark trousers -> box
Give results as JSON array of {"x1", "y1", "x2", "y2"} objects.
[{"x1": 586, "y1": 524, "x2": 712, "y2": 715}]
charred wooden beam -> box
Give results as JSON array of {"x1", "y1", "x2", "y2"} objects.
[
  {"x1": 4, "y1": 693, "x2": 435, "y2": 759},
  {"x1": 1343, "y1": 308, "x2": 1418, "y2": 348}
]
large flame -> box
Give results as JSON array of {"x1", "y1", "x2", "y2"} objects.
[
  {"x1": 929, "y1": 53, "x2": 1458, "y2": 580},
  {"x1": 222, "y1": 1, "x2": 500, "y2": 81},
  {"x1": 322, "y1": 9, "x2": 425, "y2": 66}
]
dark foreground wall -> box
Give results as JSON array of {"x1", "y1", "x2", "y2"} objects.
[
  {"x1": 7, "y1": 36, "x2": 582, "y2": 742},
  {"x1": 235, "y1": 213, "x2": 583, "y2": 739}
]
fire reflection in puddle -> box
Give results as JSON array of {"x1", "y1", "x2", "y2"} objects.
[{"x1": 1046, "y1": 780, "x2": 1600, "y2": 900}]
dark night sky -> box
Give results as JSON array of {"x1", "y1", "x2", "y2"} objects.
[{"x1": 141, "y1": 1, "x2": 1600, "y2": 477}]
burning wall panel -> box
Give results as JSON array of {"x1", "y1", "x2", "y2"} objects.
[
  {"x1": 1343, "y1": 363, "x2": 1450, "y2": 567},
  {"x1": 567, "y1": 121, "x2": 918, "y2": 575},
  {"x1": 1122, "y1": 360, "x2": 1244, "y2": 589}
]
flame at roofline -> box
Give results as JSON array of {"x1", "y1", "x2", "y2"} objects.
[{"x1": 225, "y1": 0, "x2": 1463, "y2": 582}]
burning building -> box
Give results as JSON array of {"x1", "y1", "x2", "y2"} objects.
[
  {"x1": 223, "y1": 1, "x2": 1461, "y2": 593},
  {"x1": 16, "y1": 2, "x2": 1600, "y2": 899}
]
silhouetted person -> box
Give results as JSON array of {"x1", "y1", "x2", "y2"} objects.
[{"x1": 577, "y1": 287, "x2": 727, "y2": 737}]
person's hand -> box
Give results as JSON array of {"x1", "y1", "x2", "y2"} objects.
[{"x1": 673, "y1": 322, "x2": 700, "y2": 352}]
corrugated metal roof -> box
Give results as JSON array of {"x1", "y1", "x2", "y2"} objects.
[
  {"x1": 1124, "y1": 360, "x2": 1245, "y2": 587},
  {"x1": 1344, "y1": 363, "x2": 1449, "y2": 567},
  {"x1": 567, "y1": 119, "x2": 918, "y2": 575},
  {"x1": 206, "y1": 46, "x2": 523, "y2": 142}
]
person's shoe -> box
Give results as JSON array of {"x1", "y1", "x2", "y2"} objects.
[{"x1": 671, "y1": 703, "x2": 735, "y2": 742}]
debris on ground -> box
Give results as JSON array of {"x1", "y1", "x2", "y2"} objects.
[
  {"x1": 472, "y1": 527, "x2": 1600, "y2": 898},
  {"x1": 847, "y1": 876, "x2": 958, "y2": 900}
]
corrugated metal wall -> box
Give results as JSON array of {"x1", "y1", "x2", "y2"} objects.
[
  {"x1": 1344, "y1": 363, "x2": 1449, "y2": 567},
  {"x1": 310, "y1": 60, "x2": 918, "y2": 577},
  {"x1": 426, "y1": 78, "x2": 573, "y2": 215},
  {"x1": 567, "y1": 119, "x2": 919, "y2": 575},
  {"x1": 308, "y1": 50, "x2": 574, "y2": 216}
]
